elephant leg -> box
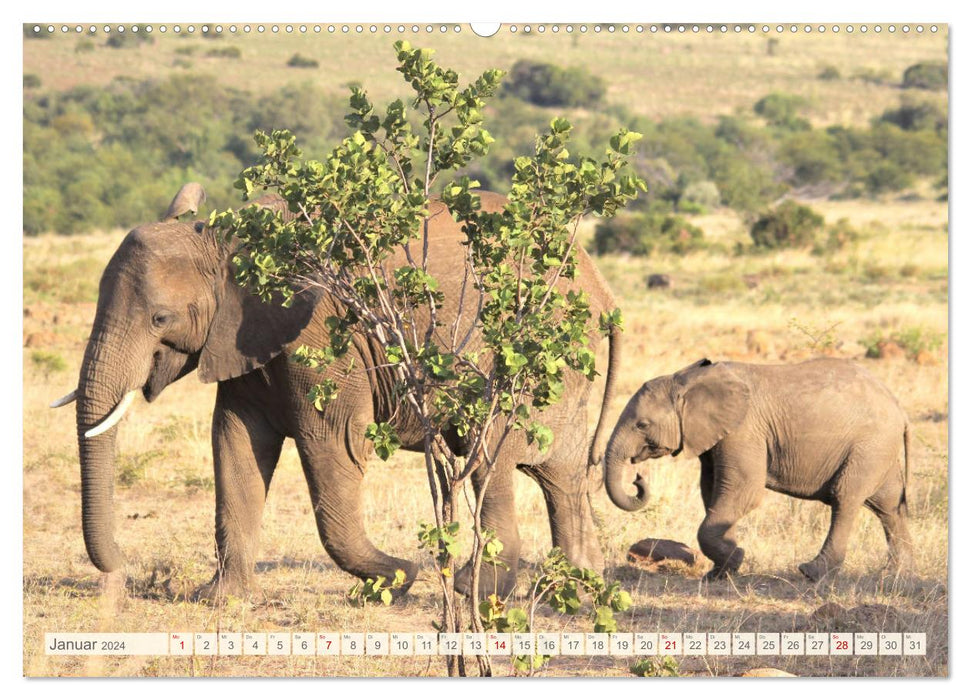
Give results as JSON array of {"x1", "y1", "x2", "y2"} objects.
[
  {"x1": 525, "y1": 460, "x2": 604, "y2": 574},
  {"x1": 865, "y1": 479, "x2": 914, "y2": 573},
  {"x1": 799, "y1": 502, "x2": 862, "y2": 581},
  {"x1": 193, "y1": 386, "x2": 283, "y2": 602},
  {"x1": 297, "y1": 442, "x2": 418, "y2": 596},
  {"x1": 455, "y1": 460, "x2": 522, "y2": 598},
  {"x1": 698, "y1": 461, "x2": 765, "y2": 580},
  {"x1": 700, "y1": 453, "x2": 715, "y2": 511}
]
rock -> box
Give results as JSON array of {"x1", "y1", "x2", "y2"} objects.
[
  {"x1": 647, "y1": 273, "x2": 673, "y2": 289},
  {"x1": 627, "y1": 538, "x2": 700, "y2": 567},
  {"x1": 738, "y1": 668, "x2": 797, "y2": 677},
  {"x1": 915, "y1": 350, "x2": 938, "y2": 366}
]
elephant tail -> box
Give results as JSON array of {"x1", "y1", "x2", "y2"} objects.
[
  {"x1": 588, "y1": 323, "x2": 621, "y2": 472},
  {"x1": 901, "y1": 421, "x2": 911, "y2": 516}
]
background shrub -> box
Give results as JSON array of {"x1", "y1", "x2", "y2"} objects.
[
  {"x1": 902, "y1": 62, "x2": 947, "y2": 90},
  {"x1": 679, "y1": 180, "x2": 721, "y2": 211},
  {"x1": 503, "y1": 59, "x2": 606, "y2": 108},
  {"x1": 592, "y1": 212, "x2": 706, "y2": 257},
  {"x1": 750, "y1": 201, "x2": 824, "y2": 250},
  {"x1": 287, "y1": 53, "x2": 319, "y2": 69},
  {"x1": 105, "y1": 28, "x2": 154, "y2": 49},
  {"x1": 206, "y1": 46, "x2": 241, "y2": 59},
  {"x1": 878, "y1": 99, "x2": 947, "y2": 133},
  {"x1": 754, "y1": 93, "x2": 810, "y2": 130},
  {"x1": 818, "y1": 65, "x2": 841, "y2": 81}
]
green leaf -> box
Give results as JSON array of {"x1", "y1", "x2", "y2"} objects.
[
  {"x1": 593, "y1": 605, "x2": 618, "y2": 633},
  {"x1": 526, "y1": 422, "x2": 554, "y2": 453},
  {"x1": 364, "y1": 422, "x2": 401, "y2": 461}
]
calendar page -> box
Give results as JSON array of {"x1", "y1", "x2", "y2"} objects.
[{"x1": 22, "y1": 15, "x2": 949, "y2": 679}]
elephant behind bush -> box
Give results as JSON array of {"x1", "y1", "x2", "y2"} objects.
[{"x1": 53, "y1": 183, "x2": 622, "y2": 600}]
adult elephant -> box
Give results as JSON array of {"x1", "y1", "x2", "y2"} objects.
[{"x1": 53, "y1": 184, "x2": 621, "y2": 600}]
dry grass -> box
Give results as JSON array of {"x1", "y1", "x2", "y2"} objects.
[{"x1": 22, "y1": 193, "x2": 947, "y2": 677}]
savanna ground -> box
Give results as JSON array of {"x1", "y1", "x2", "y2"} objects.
[{"x1": 22, "y1": 26, "x2": 948, "y2": 677}]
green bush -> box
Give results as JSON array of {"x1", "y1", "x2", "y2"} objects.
[
  {"x1": 679, "y1": 180, "x2": 720, "y2": 211},
  {"x1": 865, "y1": 164, "x2": 913, "y2": 194},
  {"x1": 780, "y1": 130, "x2": 842, "y2": 185},
  {"x1": 878, "y1": 100, "x2": 947, "y2": 133},
  {"x1": 902, "y1": 62, "x2": 947, "y2": 90},
  {"x1": 710, "y1": 151, "x2": 787, "y2": 213},
  {"x1": 754, "y1": 93, "x2": 810, "y2": 130},
  {"x1": 592, "y1": 212, "x2": 705, "y2": 257},
  {"x1": 74, "y1": 39, "x2": 95, "y2": 54},
  {"x1": 105, "y1": 28, "x2": 154, "y2": 49},
  {"x1": 206, "y1": 46, "x2": 241, "y2": 59},
  {"x1": 861, "y1": 327, "x2": 943, "y2": 360},
  {"x1": 503, "y1": 59, "x2": 606, "y2": 108},
  {"x1": 23, "y1": 74, "x2": 41, "y2": 89},
  {"x1": 750, "y1": 201, "x2": 824, "y2": 249},
  {"x1": 287, "y1": 53, "x2": 319, "y2": 68},
  {"x1": 818, "y1": 65, "x2": 841, "y2": 81}
]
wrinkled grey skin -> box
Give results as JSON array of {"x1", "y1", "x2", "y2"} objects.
[
  {"x1": 604, "y1": 358, "x2": 913, "y2": 581},
  {"x1": 67, "y1": 185, "x2": 620, "y2": 601}
]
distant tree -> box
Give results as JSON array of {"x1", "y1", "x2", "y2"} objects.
[
  {"x1": 902, "y1": 62, "x2": 947, "y2": 90},
  {"x1": 504, "y1": 59, "x2": 606, "y2": 108},
  {"x1": 750, "y1": 201, "x2": 824, "y2": 249},
  {"x1": 754, "y1": 93, "x2": 810, "y2": 130}
]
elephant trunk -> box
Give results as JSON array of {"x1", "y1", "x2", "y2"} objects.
[
  {"x1": 75, "y1": 329, "x2": 134, "y2": 573},
  {"x1": 604, "y1": 434, "x2": 650, "y2": 512}
]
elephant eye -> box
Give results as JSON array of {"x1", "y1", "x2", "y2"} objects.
[
  {"x1": 151, "y1": 311, "x2": 174, "y2": 328},
  {"x1": 636, "y1": 419, "x2": 651, "y2": 430}
]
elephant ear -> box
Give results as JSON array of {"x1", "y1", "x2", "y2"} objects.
[
  {"x1": 675, "y1": 359, "x2": 751, "y2": 458},
  {"x1": 161, "y1": 183, "x2": 207, "y2": 222},
  {"x1": 198, "y1": 265, "x2": 316, "y2": 383}
]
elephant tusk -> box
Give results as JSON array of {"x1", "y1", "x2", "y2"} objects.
[
  {"x1": 84, "y1": 391, "x2": 138, "y2": 438},
  {"x1": 50, "y1": 389, "x2": 78, "y2": 408}
]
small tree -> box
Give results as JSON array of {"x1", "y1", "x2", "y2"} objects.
[
  {"x1": 213, "y1": 42, "x2": 642, "y2": 676},
  {"x1": 750, "y1": 200, "x2": 824, "y2": 250}
]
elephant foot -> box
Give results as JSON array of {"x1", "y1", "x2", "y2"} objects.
[
  {"x1": 703, "y1": 566, "x2": 737, "y2": 582},
  {"x1": 189, "y1": 573, "x2": 254, "y2": 605},
  {"x1": 798, "y1": 558, "x2": 840, "y2": 583},
  {"x1": 701, "y1": 546, "x2": 744, "y2": 581},
  {"x1": 454, "y1": 561, "x2": 518, "y2": 599}
]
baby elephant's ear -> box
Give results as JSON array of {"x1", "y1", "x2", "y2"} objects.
[{"x1": 675, "y1": 361, "x2": 750, "y2": 458}]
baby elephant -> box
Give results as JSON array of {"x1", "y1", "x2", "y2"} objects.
[{"x1": 604, "y1": 358, "x2": 913, "y2": 581}]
